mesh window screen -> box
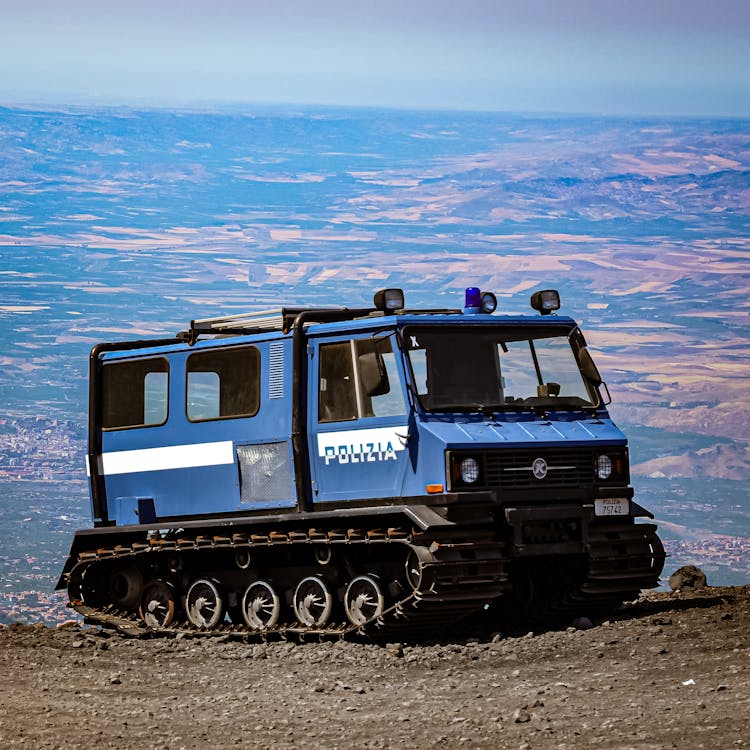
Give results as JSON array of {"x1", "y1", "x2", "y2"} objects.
[{"x1": 237, "y1": 442, "x2": 294, "y2": 504}]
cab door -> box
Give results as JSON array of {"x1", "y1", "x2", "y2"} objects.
[{"x1": 308, "y1": 332, "x2": 411, "y2": 504}]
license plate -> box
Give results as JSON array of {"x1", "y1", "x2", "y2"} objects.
[{"x1": 594, "y1": 498, "x2": 629, "y2": 516}]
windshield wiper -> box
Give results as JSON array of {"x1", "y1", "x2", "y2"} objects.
[
  {"x1": 425, "y1": 402, "x2": 507, "y2": 415},
  {"x1": 499, "y1": 402, "x2": 546, "y2": 414},
  {"x1": 423, "y1": 398, "x2": 599, "y2": 416}
]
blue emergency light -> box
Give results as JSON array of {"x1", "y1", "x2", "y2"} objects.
[
  {"x1": 464, "y1": 287, "x2": 481, "y2": 311},
  {"x1": 464, "y1": 287, "x2": 497, "y2": 315}
]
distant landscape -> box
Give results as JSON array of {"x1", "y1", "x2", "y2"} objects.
[{"x1": 1, "y1": 105, "x2": 748, "y2": 623}]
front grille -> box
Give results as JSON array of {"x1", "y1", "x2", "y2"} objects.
[{"x1": 484, "y1": 448, "x2": 594, "y2": 489}]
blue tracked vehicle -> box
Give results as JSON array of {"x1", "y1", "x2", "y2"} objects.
[{"x1": 57, "y1": 287, "x2": 665, "y2": 637}]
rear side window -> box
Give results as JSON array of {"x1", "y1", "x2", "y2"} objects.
[
  {"x1": 187, "y1": 346, "x2": 260, "y2": 421},
  {"x1": 101, "y1": 358, "x2": 169, "y2": 430}
]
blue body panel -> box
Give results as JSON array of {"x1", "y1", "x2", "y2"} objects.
[{"x1": 89, "y1": 310, "x2": 626, "y2": 525}]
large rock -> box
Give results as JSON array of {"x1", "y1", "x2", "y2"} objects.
[{"x1": 668, "y1": 565, "x2": 707, "y2": 592}]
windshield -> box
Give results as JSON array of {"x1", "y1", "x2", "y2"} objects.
[{"x1": 403, "y1": 325, "x2": 598, "y2": 412}]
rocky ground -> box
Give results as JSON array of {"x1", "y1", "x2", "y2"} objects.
[{"x1": 0, "y1": 585, "x2": 748, "y2": 750}]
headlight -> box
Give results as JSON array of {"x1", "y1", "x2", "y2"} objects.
[
  {"x1": 460, "y1": 457, "x2": 480, "y2": 483},
  {"x1": 596, "y1": 454, "x2": 613, "y2": 480}
]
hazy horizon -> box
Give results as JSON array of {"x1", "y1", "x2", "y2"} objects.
[{"x1": 2, "y1": 0, "x2": 749, "y2": 117}]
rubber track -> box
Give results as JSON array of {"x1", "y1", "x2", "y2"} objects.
[
  {"x1": 553, "y1": 522, "x2": 666, "y2": 616},
  {"x1": 65, "y1": 524, "x2": 510, "y2": 641},
  {"x1": 582, "y1": 522, "x2": 665, "y2": 599}
]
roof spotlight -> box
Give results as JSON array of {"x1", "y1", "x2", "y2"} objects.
[
  {"x1": 530, "y1": 289, "x2": 560, "y2": 315},
  {"x1": 373, "y1": 288, "x2": 404, "y2": 313},
  {"x1": 480, "y1": 291, "x2": 497, "y2": 314}
]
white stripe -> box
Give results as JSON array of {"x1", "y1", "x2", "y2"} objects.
[{"x1": 98, "y1": 441, "x2": 235, "y2": 476}]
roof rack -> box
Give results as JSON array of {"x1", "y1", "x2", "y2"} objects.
[
  {"x1": 176, "y1": 305, "x2": 466, "y2": 345},
  {"x1": 178, "y1": 306, "x2": 371, "y2": 344}
]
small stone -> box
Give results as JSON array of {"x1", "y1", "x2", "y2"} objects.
[
  {"x1": 572, "y1": 617, "x2": 593, "y2": 630},
  {"x1": 386, "y1": 643, "x2": 404, "y2": 658},
  {"x1": 513, "y1": 707, "x2": 531, "y2": 724},
  {"x1": 652, "y1": 616, "x2": 673, "y2": 626}
]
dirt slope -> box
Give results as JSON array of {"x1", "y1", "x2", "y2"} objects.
[{"x1": 0, "y1": 585, "x2": 748, "y2": 750}]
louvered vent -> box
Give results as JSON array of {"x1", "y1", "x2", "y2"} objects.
[{"x1": 269, "y1": 342, "x2": 284, "y2": 399}]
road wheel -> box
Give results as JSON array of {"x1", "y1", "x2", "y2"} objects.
[
  {"x1": 185, "y1": 578, "x2": 225, "y2": 629},
  {"x1": 293, "y1": 576, "x2": 333, "y2": 627}
]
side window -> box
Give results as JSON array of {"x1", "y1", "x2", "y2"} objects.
[
  {"x1": 355, "y1": 338, "x2": 405, "y2": 418},
  {"x1": 102, "y1": 358, "x2": 169, "y2": 430},
  {"x1": 186, "y1": 371, "x2": 221, "y2": 420},
  {"x1": 187, "y1": 346, "x2": 260, "y2": 422},
  {"x1": 318, "y1": 342, "x2": 357, "y2": 423},
  {"x1": 318, "y1": 337, "x2": 405, "y2": 423}
]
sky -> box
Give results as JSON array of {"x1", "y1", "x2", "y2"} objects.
[{"x1": 1, "y1": 0, "x2": 749, "y2": 116}]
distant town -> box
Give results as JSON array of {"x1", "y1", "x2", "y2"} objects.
[
  {"x1": 666, "y1": 536, "x2": 750, "y2": 581},
  {"x1": 0, "y1": 591, "x2": 74, "y2": 626},
  {"x1": 0, "y1": 417, "x2": 85, "y2": 482}
]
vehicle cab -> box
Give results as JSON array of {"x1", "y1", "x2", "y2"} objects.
[{"x1": 302, "y1": 288, "x2": 641, "y2": 554}]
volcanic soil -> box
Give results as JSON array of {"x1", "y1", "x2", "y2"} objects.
[{"x1": 0, "y1": 585, "x2": 748, "y2": 749}]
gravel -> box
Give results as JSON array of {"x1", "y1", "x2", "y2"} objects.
[{"x1": 0, "y1": 585, "x2": 748, "y2": 749}]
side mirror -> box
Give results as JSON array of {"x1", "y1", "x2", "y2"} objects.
[
  {"x1": 577, "y1": 347, "x2": 602, "y2": 387},
  {"x1": 358, "y1": 352, "x2": 389, "y2": 397}
]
